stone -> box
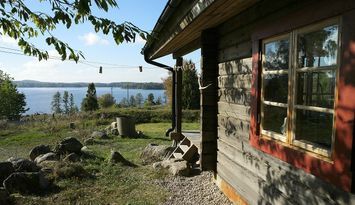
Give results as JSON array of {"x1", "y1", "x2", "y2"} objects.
[
  {"x1": 140, "y1": 144, "x2": 173, "y2": 165},
  {"x1": 8, "y1": 158, "x2": 41, "y2": 172},
  {"x1": 63, "y1": 153, "x2": 80, "y2": 162},
  {"x1": 29, "y1": 145, "x2": 51, "y2": 161},
  {"x1": 91, "y1": 131, "x2": 109, "y2": 139},
  {"x1": 0, "y1": 188, "x2": 10, "y2": 205},
  {"x1": 110, "y1": 122, "x2": 117, "y2": 129},
  {"x1": 56, "y1": 137, "x2": 83, "y2": 154},
  {"x1": 34, "y1": 152, "x2": 59, "y2": 164},
  {"x1": 69, "y1": 122, "x2": 75, "y2": 129},
  {"x1": 111, "y1": 128, "x2": 119, "y2": 136},
  {"x1": 0, "y1": 162, "x2": 14, "y2": 186},
  {"x1": 153, "y1": 159, "x2": 191, "y2": 176},
  {"x1": 3, "y1": 172, "x2": 50, "y2": 194},
  {"x1": 109, "y1": 150, "x2": 136, "y2": 167},
  {"x1": 84, "y1": 137, "x2": 95, "y2": 145}
]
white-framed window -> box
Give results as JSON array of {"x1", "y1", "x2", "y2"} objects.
[{"x1": 260, "y1": 18, "x2": 340, "y2": 157}]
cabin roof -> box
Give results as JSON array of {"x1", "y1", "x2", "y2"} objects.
[{"x1": 142, "y1": 0, "x2": 259, "y2": 60}]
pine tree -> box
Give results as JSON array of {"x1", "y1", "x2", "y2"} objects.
[
  {"x1": 81, "y1": 83, "x2": 99, "y2": 111},
  {"x1": 144, "y1": 93, "x2": 155, "y2": 106},
  {"x1": 156, "y1": 96, "x2": 162, "y2": 105},
  {"x1": 129, "y1": 95, "x2": 136, "y2": 107},
  {"x1": 135, "y1": 93, "x2": 143, "y2": 107},
  {"x1": 182, "y1": 60, "x2": 200, "y2": 109},
  {"x1": 51, "y1": 91, "x2": 62, "y2": 114},
  {"x1": 62, "y1": 91, "x2": 70, "y2": 114},
  {"x1": 69, "y1": 93, "x2": 78, "y2": 114}
]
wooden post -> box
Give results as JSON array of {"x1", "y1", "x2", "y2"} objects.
[
  {"x1": 175, "y1": 57, "x2": 183, "y2": 134},
  {"x1": 200, "y1": 28, "x2": 218, "y2": 171}
]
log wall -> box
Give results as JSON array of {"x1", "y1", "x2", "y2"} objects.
[{"x1": 214, "y1": 0, "x2": 355, "y2": 204}]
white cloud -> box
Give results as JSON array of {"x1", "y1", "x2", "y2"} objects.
[
  {"x1": 135, "y1": 35, "x2": 146, "y2": 44},
  {"x1": 0, "y1": 35, "x2": 18, "y2": 47},
  {"x1": 78, "y1": 32, "x2": 109, "y2": 46}
]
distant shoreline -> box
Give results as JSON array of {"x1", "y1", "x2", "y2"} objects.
[{"x1": 14, "y1": 80, "x2": 164, "y2": 90}]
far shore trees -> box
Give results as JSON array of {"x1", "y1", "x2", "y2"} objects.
[
  {"x1": 0, "y1": 70, "x2": 27, "y2": 120},
  {"x1": 81, "y1": 83, "x2": 99, "y2": 111}
]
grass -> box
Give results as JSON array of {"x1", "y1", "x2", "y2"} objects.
[{"x1": 0, "y1": 116, "x2": 199, "y2": 205}]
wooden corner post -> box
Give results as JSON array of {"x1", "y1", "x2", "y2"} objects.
[{"x1": 200, "y1": 28, "x2": 218, "y2": 171}]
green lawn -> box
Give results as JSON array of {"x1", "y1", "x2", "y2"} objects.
[{"x1": 0, "y1": 119, "x2": 199, "y2": 205}]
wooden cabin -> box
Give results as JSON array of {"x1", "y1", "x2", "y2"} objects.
[{"x1": 142, "y1": 0, "x2": 355, "y2": 204}]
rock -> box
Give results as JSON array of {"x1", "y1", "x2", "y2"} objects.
[
  {"x1": 110, "y1": 122, "x2": 117, "y2": 129},
  {"x1": 8, "y1": 158, "x2": 41, "y2": 172},
  {"x1": 0, "y1": 188, "x2": 10, "y2": 205},
  {"x1": 56, "y1": 137, "x2": 83, "y2": 154},
  {"x1": 91, "y1": 131, "x2": 109, "y2": 139},
  {"x1": 63, "y1": 153, "x2": 80, "y2": 162},
  {"x1": 111, "y1": 128, "x2": 119, "y2": 136},
  {"x1": 29, "y1": 145, "x2": 51, "y2": 161},
  {"x1": 69, "y1": 122, "x2": 75, "y2": 129},
  {"x1": 34, "y1": 152, "x2": 59, "y2": 164},
  {"x1": 109, "y1": 150, "x2": 136, "y2": 167},
  {"x1": 140, "y1": 144, "x2": 173, "y2": 165},
  {"x1": 84, "y1": 138, "x2": 95, "y2": 145},
  {"x1": 153, "y1": 159, "x2": 191, "y2": 176},
  {"x1": 3, "y1": 172, "x2": 50, "y2": 194},
  {"x1": 0, "y1": 162, "x2": 14, "y2": 186}
]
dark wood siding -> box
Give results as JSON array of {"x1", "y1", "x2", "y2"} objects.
[{"x1": 215, "y1": 0, "x2": 355, "y2": 204}]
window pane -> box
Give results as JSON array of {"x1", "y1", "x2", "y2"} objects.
[
  {"x1": 264, "y1": 74, "x2": 288, "y2": 103},
  {"x1": 295, "y1": 109, "x2": 333, "y2": 148},
  {"x1": 262, "y1": 105, "x2": 287, "y2": 135},
  {"x1": 296, "y1": 71, "x2": 336, "y2": 109},
  {"x1": 264, "y1": 38, "x2": 289, "y2": 71},
  {"x1": 298, "y1": 25, "x2": 338, "y2": 68}
]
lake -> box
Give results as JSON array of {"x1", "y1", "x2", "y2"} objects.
[{"x1": 18, "y1": 87, "x2": 166, "y2": 115}]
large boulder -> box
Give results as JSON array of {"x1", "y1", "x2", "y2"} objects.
[
  {"x1": 29, "y1": 145, "x2": 51, "y2": 161},
  {"x1": 140, "y1": 144, "x2": 173, "y2": 165},
  {"x1": 0, "y1": 188, "x2": 10, "y2": 205},
  {"x1": 63, "y1": 153, "x2": 80, "y2": 163},
  {"x1": 34, "y1": 152, "x2": 59, "y2": 164},
  {"x1": 3, "y1": 172, "x2": 50, "y2": 194},
  {"x1": 84, "y1": 137, "x2": 95, "y2": 145},
  {"x1": 8, "y1": 158, "x2": 41, "y2": 172},
  {"x1": 153, "y1": 159, "x2": 191, "y2": 176},
  {"x1": 0, "y1": 162, "x2": 14, "y2": 186},
  {"x1": 55, "y1": 137, "x2": 83, "y2": 154},
  {"x1": 91, "y1": 131, "x2": 109, "y2": 139},
  {"x1": 109, "y1": 150, "x2": 136, "y2": 167}
]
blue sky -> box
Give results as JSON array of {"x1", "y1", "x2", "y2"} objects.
[{"x1": 0, "y1": 0, "x2": 200, "y2": 83}]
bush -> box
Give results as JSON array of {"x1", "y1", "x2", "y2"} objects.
[{"x1": 98, "y1": 93, "x2": 116, "y2": 108}]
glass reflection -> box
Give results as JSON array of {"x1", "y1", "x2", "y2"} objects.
[
  {"x1": 263, "y1": 74, "x2": 288, "y2": 103},
  {"x1": 296, "y1": 71, "x2": 335, "y2": 109},
  {"x1": 262, "y1": 105, "x2": 287, "y2": 135},
  {"x1": 264, "y1": 39, "x2": 289, "y2": 71},
  {"x1": 298, "y1": 25, "x2": 338, "y2": 68},
  {"x1": 295, "y1": 109, "x2": 333, "y2": 148}
]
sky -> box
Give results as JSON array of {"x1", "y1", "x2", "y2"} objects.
[{"x1": 0, "y1": 0, "x2": 200, "y2": 83}]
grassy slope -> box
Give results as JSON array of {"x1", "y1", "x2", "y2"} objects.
[{"x1": 0, "y1": 120, "x2": 199, "y2": 205}]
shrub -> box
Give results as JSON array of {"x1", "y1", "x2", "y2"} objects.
[{"x1": 98, "y1": 93, "x2": 116, "y2": 108}]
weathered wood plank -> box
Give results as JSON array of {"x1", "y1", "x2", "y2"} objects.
[
  {"x1": 218, "y1": 27, "x2": 252, "y2": 50},
  {"x1": 218, "y1": 41, "x2": 251, "y2": 63},
  {"x1": 217, "y1": 152, "x2": 291, "y2": 205},
  {"x1": 218, "y1": 74, "x2": 252, "y2": 90},
  {"x1": 218, "y1": 58, "x2": 252, "y2": 76},
  {"x1": 218, "y1": 102, "x2": 251, "y2": 122},
  {"x1": 218, "y1": 114, "x2": 250, "y2": 136},
  {"x1": 217, "y1": 140, "x2": 337, "y2": 205},
  {"x1": 218, "y1": 127, "x2": 249, "y2": 151},
  {"x1": 218, "y1": 87, "x2": 251, "y2": 105}
]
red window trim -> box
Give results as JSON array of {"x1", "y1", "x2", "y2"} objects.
[{"x1": 249, "y1": 1, "x2": 355, "y2": 192}]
